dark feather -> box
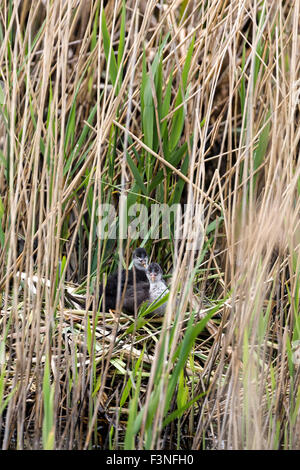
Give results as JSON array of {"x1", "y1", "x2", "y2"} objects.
[
  {"x1": 99, "y1": 266, "x2": 149, "y2": 311},
  {"x1": 99, "y1": 248, "x2": 149, "y2": 312},
  {"x1": 121, "y1": 281, "x2": 150, "y2": 313}
]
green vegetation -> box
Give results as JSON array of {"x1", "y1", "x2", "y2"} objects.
[{"x1": 0, "y1": 0, "x2": 299, "y2": 450}]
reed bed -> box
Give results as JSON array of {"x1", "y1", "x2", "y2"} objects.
[{"x1": 0, "y1": 0, "x2": 299, "y2": 450}]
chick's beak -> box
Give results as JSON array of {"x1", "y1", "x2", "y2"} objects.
[{"x1": 150, "y1": 274, "x2": 156, "y2": 282}]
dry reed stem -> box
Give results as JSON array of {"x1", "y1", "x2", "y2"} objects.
[{"x1": 0, "y1": 0, "x2": 299, "y2": 450}]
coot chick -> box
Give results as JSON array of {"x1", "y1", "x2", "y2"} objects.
[
  {"x1": 146, "y1": 262, "x2": 169, "y2": 315},
  {"x1": 113, "y1": 262, "x2": 169, "y2": 315},
  {"x1": 121, "y1": 280, "x2": 150, "y2": 313},
  {"x1": 99, "y1": 247, "x2": 149, "y2": 311}
]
